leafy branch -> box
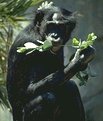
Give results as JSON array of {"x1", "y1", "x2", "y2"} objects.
[
  {"x1": 72, "y1": 33, "x2": 97, "y2": 86},
  {"x1": 17, "y1": 39, "x2": 53, "y2": 54},
  {"x1": 72, "y1": 33, "x2": 97, "y2": 50},
  {"x1": 17, "y1": 33, "x2": 97, "y2": 86},
  {"x1": 17, "y1": 33, "x2": 97, "y2": 54}
]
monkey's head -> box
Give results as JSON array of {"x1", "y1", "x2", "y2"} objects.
[{"x1": 34, "y1": 1, "x2": 76, "y2": 52}]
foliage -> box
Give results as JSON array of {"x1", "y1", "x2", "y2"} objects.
[
  {"x1": 0, "y1": 0, "x2": 43, "y2": 84},
  {"x1": 72, "y1": 33, "x2": 97, "y2": 50},
  {"x1": 17, "y1": 33, "x2": 97, "y2": 54},
  {"x1": 0, "y1": 0, "x2": 43, "y2": 121},
  {"x1": 17, "y1": 40, "x2": 53, "y2": 54},
  {"x1": 72, "y1": 33, "x2": 97, "y2": 86}
]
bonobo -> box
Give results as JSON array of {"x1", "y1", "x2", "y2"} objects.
[{"x1": 7, "y1": 1, "x2": 85, "y2": 121}]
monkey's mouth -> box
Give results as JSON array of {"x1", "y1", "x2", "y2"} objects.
[
  {"x1": 50, "y1": 33, "x2": 61, "y2": 42},
  {"x1": 45, "y1": 22, "x2": 68, "y2": 44}
]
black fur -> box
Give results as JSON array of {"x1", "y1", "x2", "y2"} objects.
[{"x1": 7, "y1": 4, "x2": 85, "y2": 121}]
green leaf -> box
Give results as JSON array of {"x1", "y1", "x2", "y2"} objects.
[
  {"x1": 30, "y1": 0, "x2": 44, "y2": 6},
  {"x1": 24, "y1": 42, "x2": 39, "y2": 49},
  {"x1": 42, "y1": 40, "x2": 52, "y2": 51},
  {"x1": 17, "y1": 39, "x2": 53, "y2": 54},
  {"x1": 87, "y1": 33, "x2": 97, "y2": 42},
  {"x1": 72, "y1": 33, "x2": 97, "y2": 50},
  {"x1": 72, "y1": 38, "x2": 79, "y2": 46},
  {"x1": 80, "y1": 41, "x2": 88, "y2": 49},
  {"x1": 76, "y1": 72, "x2": 88, "y2": 86},
  {"x1": 0, "y1": 31, "x2": 6, "y2": 41},
  {"x1": 17, "y1": 47, "x2": 27, "y2": 53},
  {"x1": 0, "y1": 86, "x2": 12, "y2": 111}
]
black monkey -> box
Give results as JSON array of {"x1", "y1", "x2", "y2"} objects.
[{"x1": 7, "y1": 1, "x2": 85, "y2": 121}]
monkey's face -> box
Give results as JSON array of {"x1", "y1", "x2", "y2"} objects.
[{"x1": 34, "y1": 6, "x2": 76, "y2": 52}]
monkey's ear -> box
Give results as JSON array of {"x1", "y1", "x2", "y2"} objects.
[{"x1": 34, "y1": 10, "x2": 44, "y2": 25}]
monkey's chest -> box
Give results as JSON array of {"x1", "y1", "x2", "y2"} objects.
[{"x1": 32, "y1": 53, "x2": 63, "y2": 81}]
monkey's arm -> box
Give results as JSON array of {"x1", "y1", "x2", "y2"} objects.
[
  {"x1": 23, "y1": 46, "x2": 95, "y2": 114},
  {"x1": 27, "y1": 46, "x2": 95, "y2": 95}
]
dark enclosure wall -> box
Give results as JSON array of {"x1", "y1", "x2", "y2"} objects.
[{"x1": 49, "y1": 0, "x2": 103, "y2": 121}]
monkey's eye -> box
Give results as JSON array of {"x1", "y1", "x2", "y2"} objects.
[{"x1": 43, "y1": 13, "x2": 54, "y2": 22}]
